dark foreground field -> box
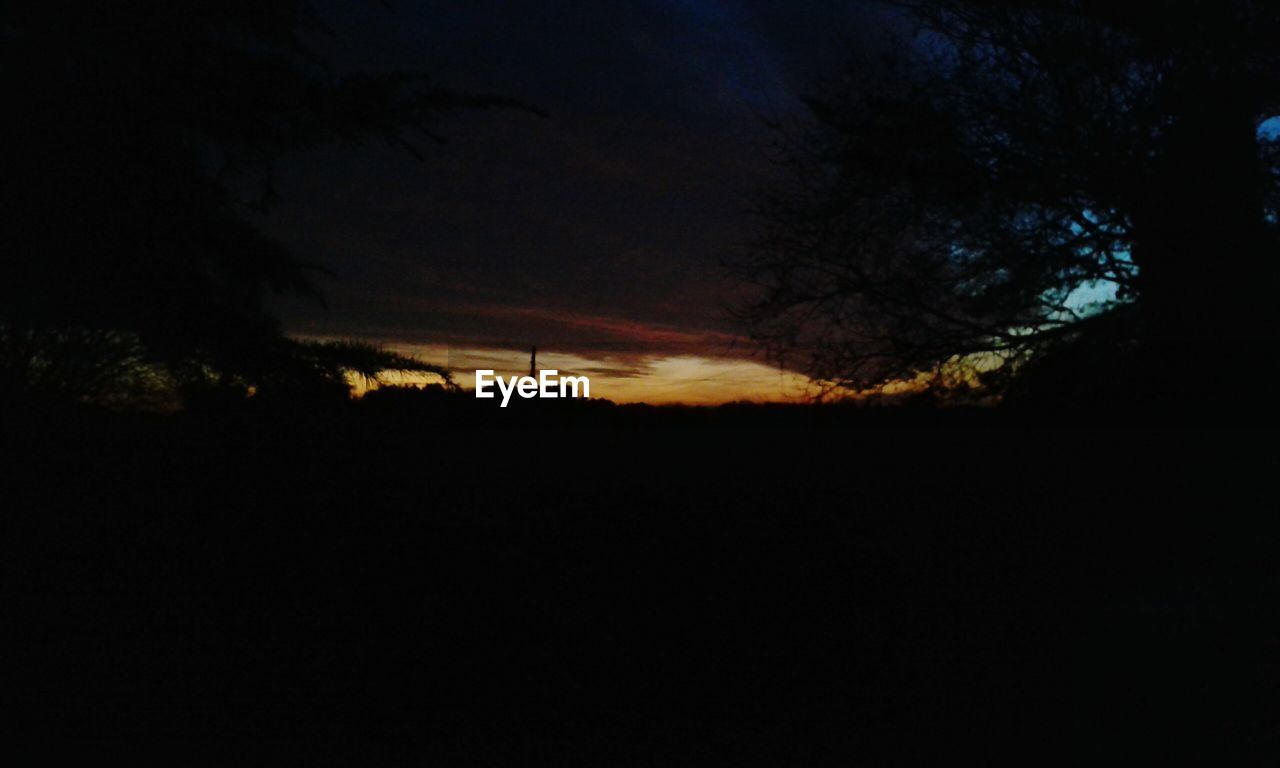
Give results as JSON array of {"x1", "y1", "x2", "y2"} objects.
[{"x1": 4, "y1": 401, "x2": 1278, "y2": 764}]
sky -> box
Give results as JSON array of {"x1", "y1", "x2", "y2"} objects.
[{"x1": 263, "y1": 0, "x2": 889, "y2": 403}]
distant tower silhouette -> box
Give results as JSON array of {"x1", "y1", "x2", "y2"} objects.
[{"x1": 529, "y1": 346, "x2": 537, "y2": 378}]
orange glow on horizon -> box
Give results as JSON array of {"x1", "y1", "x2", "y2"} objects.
[{"x1": 351, "y1": 343, "x2": 816, "y2": 405}]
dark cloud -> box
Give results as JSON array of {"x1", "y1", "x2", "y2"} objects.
[
  {"x1": 574, "y1": 364, "x2": 652, "y2": 380},
  {"x1": 267, "y1": 1, "x2": 880, "y2": 361}
]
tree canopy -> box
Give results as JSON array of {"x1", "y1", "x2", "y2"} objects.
[
  {"x1": 739, "y1": 0, "x2": 1280, "y2": 399},
  {"x1": 1, "y1": 1, "x2": 530, "y2": 406}
]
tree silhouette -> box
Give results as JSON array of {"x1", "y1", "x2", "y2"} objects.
[
  {"x1": 739, "y1": 1, "x2": 1280, "y2": 401},
  {"x1": 1, "y1": 1, "x2": 530, "y2": 406}
]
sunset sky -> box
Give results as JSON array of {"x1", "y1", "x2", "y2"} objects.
[
  {"x1": 265, "y1": 1, "x2": 894, "y2": 403},
  {"x1": 343, "y1": 341, "x2": 813, "y2": 404}
]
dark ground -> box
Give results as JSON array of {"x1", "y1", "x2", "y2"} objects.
[{"x1": 4, "y1": 397, "x2": 1278, "y2": 764}]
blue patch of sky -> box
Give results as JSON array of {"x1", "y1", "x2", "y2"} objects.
[
  {"x1": 1259, "y1": 116, "x2": 1280, "y2": 141},
  {"x1": 1056, "y1": 208, "x2": 1134, "y2": 317},
  {"x1": 1062, "y1": 277, "x2": 1121, "y2": 314}
]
